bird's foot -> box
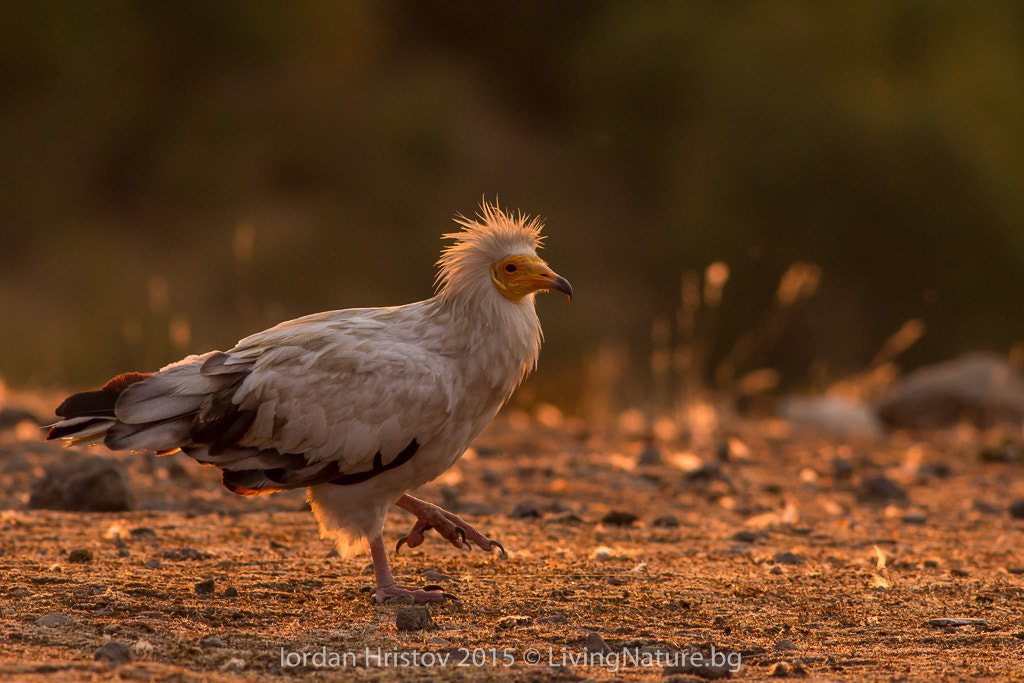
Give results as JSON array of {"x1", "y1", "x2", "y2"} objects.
[
  {"x1": 395, "y1": 495, "x2": 507, "y2": 557},
  {"x1": 373, "y1": 582, "x2": 456, "y2": 604}
]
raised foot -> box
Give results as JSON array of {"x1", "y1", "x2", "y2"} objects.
[
  {"x1": 373, "y1": 583, "x2": 458, "y2": 605},
  {"x1": 394, "y1": 496, "x2": 507, "y2": 558}
]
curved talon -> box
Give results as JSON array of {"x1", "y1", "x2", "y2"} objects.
[
  {"x1": 455, "y1": 526, "x2": 469, "y2": 550},
  {"x1": 395, "y1": 537, "x2": 408, "y2": 555},
  {"x1": 422, "y1": 584, "x2": 444, "y2": 591},
  {"x1": 488, "y1": 539, "x2": 508, "y2": 558}
]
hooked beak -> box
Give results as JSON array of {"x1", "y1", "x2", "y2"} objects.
[
  {"x1": 531, "y1": 261, "x2": 573, "y2": 301},
  {"x1": 549, "y1": 275, "x2": 573, "y2": 300}
]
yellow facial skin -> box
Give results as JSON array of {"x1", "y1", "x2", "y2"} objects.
[{"x1": 491, "y1": 254, "x2": 573, "y2": 303}]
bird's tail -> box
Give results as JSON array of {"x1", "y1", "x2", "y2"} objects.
[{"x1": 46, "y1": 372, "x2": 152, "y2": 446}]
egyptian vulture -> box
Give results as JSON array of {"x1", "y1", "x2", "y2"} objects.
[{"x1": 47, "y1": 203, "x2": 571, "y2": 603}]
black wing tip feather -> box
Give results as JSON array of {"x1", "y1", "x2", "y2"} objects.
[
  {"x1": 46, "y1": 417, "x2": 106, "y2": 441},
  {"x1": 54, "y1": 372, "x2": 152, "y2": 420},
  {"x1": 212, "y1": 439, "x2": 421, "y2": 497}
]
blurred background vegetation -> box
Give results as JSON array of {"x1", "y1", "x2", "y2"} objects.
[{"x1": 2, "y1": 1, "x2": 1023, "y2": 417}]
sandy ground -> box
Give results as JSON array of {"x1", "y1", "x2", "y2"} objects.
[{"x1": 3, "y1": 408, "x2": 1024, "y2": 681}]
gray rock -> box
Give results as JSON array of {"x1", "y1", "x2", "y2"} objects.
[
  {"x1": 878, "y1": 352, "x2": 1024, "y2": 428},
  {"x1": 769, "y1": 661, "x2": 791, "y2": 677},
  {"x1": 200, "y1": 635, "x2": 224, "y2": 647},
  {"x1": 29, "y1": 456, "x2": 134, "y2": 512},
  {"x1": 67, "y1": 549, "x2": 93, "y2": 563},
  {"x1": 781, "y1": 395, "x2": 883, "y2": 437},
  {"x1": 773, "y1": 552, "x2": 806, "y2": 566},
  {"x1": 775, "y1": 639, "x2": 799, "y2": 651},
  {"x1": 652, "y1": 515, "x2": 680, "y2": 528},
  {"x1": 0, "y1": 406, "x2": 41, "y2": 431},
  {"x1": 858, "y1": 475, "x2": 907, "y2": 503},
  {"x1": 537, "y1": 614, "x2": 569, "y2": 625},
  {"x1": 161, "y1": 548, "x2": 206, "y2": 561},
  {"x1": 194, "y1": 578, "x2": 216, "y2": 595},
  {"x1": 637, "y1": 442, "x2": 663, "y2": 466},
  {"x1": 664, "y1": 648, "x2": 738, "y2": 678},
  {"x1": 395, "y1": 606, "x2": 432, "y2": 631},
  {"x1": 497, "y1": 615, "x2": 534, "y2": 629},
  {"x1": 36, "y1": 613, "x2": 74, "y2": 628},
  {"x1": 95, "y1": 640, "x2": 131, "y2": 665},
  {"x1": 927, "y1": 617, "x2": 989, "y2": 628},
  {"x1": 732, "y1": 530, "x2": 767, "y2": 543},
  {"x1": 585, "y1": 632, "x2": 612, "y2": 654},
  {"x1": 602, "y1": 510, "x2": 639, "y2": 526}
]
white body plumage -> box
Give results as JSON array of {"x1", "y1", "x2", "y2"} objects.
[{"x1": 49, "y1": 205, "x2": 570, "y2": 568}]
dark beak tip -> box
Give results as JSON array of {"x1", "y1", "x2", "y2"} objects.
[{"x1": 553, "y1": 276, "x2": 573, "y2": 300}]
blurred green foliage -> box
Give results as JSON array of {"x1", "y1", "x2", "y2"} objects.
[{"x1": 1, "y1": 1, "x2": 1023, "y2": 411}]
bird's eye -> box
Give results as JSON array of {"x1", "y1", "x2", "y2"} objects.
[{"x1": 504, "y1": 263, "x2": 517, "y2": 273}]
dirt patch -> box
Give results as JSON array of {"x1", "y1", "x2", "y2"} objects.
[{"x1": 3, "y1": 413, "x2": 1024, "y2": 681}]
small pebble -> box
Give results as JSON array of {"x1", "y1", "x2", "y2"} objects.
[
  {"x1": 130, "y1": 527, "x2": 156, "y2": 538},
  {"x1": 637, "y1": 442, "x2": 663, "y2": 466},
  {"x1": 831, "y1": 456, "x2": 854, "y2": 478},
  {"x1": 144, "y1": 558, "x2": 161, "y2": 569},
  {"x1": 732, "y1": 530, "x2": 767, "y2": 543},
  {"x1": 858, "y1": 476, "x2": 907, "y2": 503},
  {"x1": 927, "y1": 617, "x2": 989, "y2": 628},
  {"x1": 590, "y1": 546, "x2": 615, "y2": 560},
  {"x1": 602, "y1": 510, "x2": 638, "y2": 526},
  {"x1": 769, "y1": 566, "x2": 785, "y2": 575},
  {"x1": 510, "y1": 503, "x2": 541, "y2": 519},
  {"x1": 769, "y1": 661, "x2": 791, "y2": 677},
  {"x1": 775, "y1": 639, "x2": 799, "y2": 651},
  {"x1": 972, "y1": 499, "x2": 1001, "y2": 516},
  {"x1": 423, "y1": 570, "x2": 455, "y2": 583},
  {"x1": 652, "y1": 514, "x2": 680, "y2": 528},
  {"x1": 774, "y1": 551, "x2": 806, "y2": 566},
  {"x1": 194, "y1": 578, "x2": 216, "y2": 596},
  {"x1": 1008, "y1": 500, "x2": 1024, "y2": 519},
  {"x1": 498, "y1": 615, "x2": 534, "y2": 629},
  {"x1": 664, "y1": 649, "x2": 736, "y2": 678},
  {"x1": 979, "y1": 442, "x2": 1024, "y2": 463},
  {"x1": 67, "y1": 549, "x2": 93, "y2": 564},
  {"x1": 383, "y1": 593, "x2": 414, "y2": 605},
  {"x1": 585, "y1": 632, "x2": 612, "y2": 654},
  {"x1": 916, "y1": 463, "x2": 952, "y2": 478},
  {"x1": 223, "y1": 586, "x2": 239, "y2": 598},
  {"x1": 162, "y1": 548, "x2": 205, "y2": 561},
  {"x1": 537, "y1": 614, "x2": 569, "y2": 625},
  {"x1": 95, "y1": 641, "x2": 131, "y2": 666},
  {"x1": 902, "y1": 513, "x2": 928, "y2": 525},
  {"x1": 395, "y1": 606, "x2": 432, "y2": 631},
  {"x1": 10, "y1": 588, "x2": 31, "y2": 598},
  {"x1": 200, "y1": 635, "x2": 224, "y2": 647},
  {"x1": 221, "y1": 658, "x2": 246, "y2": 672},
  {"x1": 131, "y1": 639, "x2": 154, "y2": 654}
]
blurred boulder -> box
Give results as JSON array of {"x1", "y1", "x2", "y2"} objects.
[
  {"x1": 877, "y1": 353, "x2": 1024, "y2": 429},
  {"x1": 779, "y1": 395, "x2": 883, "y2": 438},
  {"x1": 0, "y1": 406, "x2": 42, "y2": 432},
  {"x1": 29, "y1": 455, "x2": 135, "y2": 511}
]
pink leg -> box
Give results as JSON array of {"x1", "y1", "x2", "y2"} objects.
[
  {"x1": 369, "y1": 533, "x2": 453, "y2": 604},
  {"x1": 394, "y1": 494, "x2": 507, "y2": 557}
]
